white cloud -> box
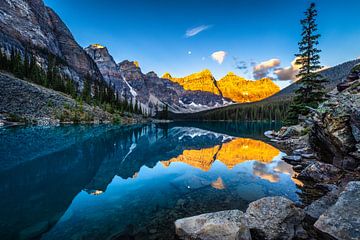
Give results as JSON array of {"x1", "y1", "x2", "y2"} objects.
[
  {"x1": 185, "y1": 25, "x2": 212, "y2": 38},
  {"x1": 274, "y1": 57, "x2": 301, "y2": 81},
  {"x1": 188, "y1": 51, "x2": 192, "y2": 55},
  {"x1": 211, "y1": 51, "x2": 227, "y2": 64},
  {"x1": 253, "y1": 58, "x2": 281, "y2": 79}
]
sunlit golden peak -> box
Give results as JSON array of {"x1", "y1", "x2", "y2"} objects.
[
  {"x1": 133, "y1": 61, "x2": 140, "y2": 68},
  {"x1": 91, "y1": 43, "x2": 105, "y2": 49},
  {"x1": 200, "y1": 69, "x2": 213, "y2": 75},
  {"x1": 162, "y1": 72, "x2": 172, "y2": 79}
]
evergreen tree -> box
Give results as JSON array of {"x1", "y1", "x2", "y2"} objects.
[
  {"x1": 286, "y1": 2, "x2": 327, "y2": 124},
  {"x1": 82, "y1": 75, "x2": 92, "y2": 103}
]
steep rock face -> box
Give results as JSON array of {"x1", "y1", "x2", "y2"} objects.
[
  {"x1": 84, "y1": 44, "x2": 131, "y2": 97},
  {"x1": 163, "y1": 71, "x2": 280, "y2": 103},
  {"x1": 310, "y1": 68, "x2": 360, "y2": 170},
  {"x1": 85, "y1": 44, "x2": 231, "y2": 114},
  {"x1": 217, "y1": 73, "x2": 280, "y2": 103},
  {"x1": 0, "y1": 0, "x2": 103, "y2": 83}
]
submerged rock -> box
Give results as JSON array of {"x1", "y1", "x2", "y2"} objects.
[
  {"x1": 174, "y1": 210, "x2": 251, "y2": 240},
  {"x1": 244, "y1": 197, "x2": 305, "y2": 240},
  {"x1": 314, "y1": 181, "x2": 360, "y2": 240}
]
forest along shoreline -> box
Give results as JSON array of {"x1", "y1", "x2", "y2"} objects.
[{"x1": 174, "y1": 69, "x2": 360, "y2": 239}]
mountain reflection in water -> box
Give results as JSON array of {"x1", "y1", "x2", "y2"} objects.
[{"x1": 0, "y1": 122, "x2": 302, "y2": 240}]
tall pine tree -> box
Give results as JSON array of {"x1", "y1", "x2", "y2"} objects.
[{"x1": 287, "y1": 2, "x2": 327, "y2": 124}]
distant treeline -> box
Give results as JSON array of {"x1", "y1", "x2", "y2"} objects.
[
  {"x1": 0, "y1": 47, "x2": 144, "y2": 115},
  {"x1": 170, "y1": 100, "x2": 291, "y2": 122}
]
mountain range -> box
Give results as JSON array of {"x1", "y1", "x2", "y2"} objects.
[
  {"x1": 0, "y1": 0, "x2": 358, "y2": 121},
  {"x1": 0, "y1": 0, "x2": 282, "y2": 117},
  {"x1": 163, "y1": 71, "x2": 280, "y2": 103},
  {"x1": 84, "y1": 44, "x2": 280, "y2": 114}
]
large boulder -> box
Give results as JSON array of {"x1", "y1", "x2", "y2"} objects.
[
  {"x1": 304, "y1": 186, "x2": 341, "y2": 222},
  {"x1": 175, "y1": 210, "x2": 251, "y2": 240},
  {"x1": 244, "y1": 197, "x2": 305, "y2": 240},
  {"x1": 311, "y1": 75, "x2": 360, "y2": 170},
  {"x1": 298, "y1": 161, "x2": 341, "y2": 182},
  {"x1": 314, "y1": 181, "x2": 360, "y2": 240}
]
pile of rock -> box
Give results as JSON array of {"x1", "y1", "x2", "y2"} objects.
[
  {"x1": 175, "y1": 196, "x2": 306, "y2": 240},
  {"x1": 175, "y1": 182, "x2": 360, "y2": 240}
]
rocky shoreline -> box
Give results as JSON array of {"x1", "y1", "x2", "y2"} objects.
[{"x1": 174, "y1": 68, "x2": 360, "y2": 240}]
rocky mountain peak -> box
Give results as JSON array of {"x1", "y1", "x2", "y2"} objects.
[
  {"x1": 226, "y1": 72, "x2": 236, "y2": 76},
  {"x1": 0, "y1": 0, "x2": 104, "y2": 83},
  {"x1": 163, "y1": 69, "x2": 221, "y2": 95},
  {"x1": 91, "y1": 44, "x2": 106, "y2": 49},
  {"x1": 119, "y1": 60, "x2": 140, "y2": 72},
  {"x1": 146, "y1": 71, "x2": 158, "y2": 78},
  {"x1": 162, "y1": 72, "x2": 172, "y2": 79},
  {"x1": 199, "y1": 69, "x2": 213, "y2": 76},
  {"x1": 84, "y1": 44, "x2": 117, "y2": 69}
]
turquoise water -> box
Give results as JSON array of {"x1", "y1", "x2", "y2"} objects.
[{"x1": 0, "y1": 122, "x2": 301, "y2": 240}]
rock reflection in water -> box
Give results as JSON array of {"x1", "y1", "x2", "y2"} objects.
[
  {"x1": 0, "y1": 122, "x2": 300, "y2": 240},
  {"x1": 162, "y1": 138, "x2": 280, "y2": 171}
]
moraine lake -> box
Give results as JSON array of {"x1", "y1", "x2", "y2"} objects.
[{"x1": 0, "y1": 122, "x2": 302, "y2": 240}]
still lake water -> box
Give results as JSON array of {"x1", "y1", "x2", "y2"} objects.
[{"x1": 0, "y1": 122, "x2": 302, "y2": 240}]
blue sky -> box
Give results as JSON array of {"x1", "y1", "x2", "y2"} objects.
[{"x1": 44, "y1": 0, "x2": 360, "y2": 88}]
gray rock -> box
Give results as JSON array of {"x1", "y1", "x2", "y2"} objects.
[
  {"x1": 282, "y1": 155, "x2": 302, "y2": 162},
  {"x1": 175, "y1": 210, "x2": 251, "y2": 240},
  {"x1": 293, "y1": 165, "x2": 305, "y2": 172},
  {"x1": 264, "y1": 130, "x2": 276, "y2": 139},
  {"x1": 293, "y1": 148, "x2": 311, "y2": 155},
  {"x1": 310, "y1": 76, "x2": 360, "y2": 170},
  {"x1": 305, "y1": 187, "x2": 341, "y2": 221},
  {"x1": 298, "y1": 162, "x2": 341, "y2": 182},
  {"x1": 244, "y1": 197, "x2": 305, "y2": 240},
  {"x1": 301, "y1": 153, "x2": 316, "y2": 159},
  {"x1": 278, "y1": 125, "x2": 304, "y2": 139},
  {"x1": 314, "y1": 181, "x2": 360, "y2": 240}
]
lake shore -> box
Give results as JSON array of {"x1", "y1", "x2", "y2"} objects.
[{"x1": 174, "y1": 76, "x2": 360, "y2": 240}]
